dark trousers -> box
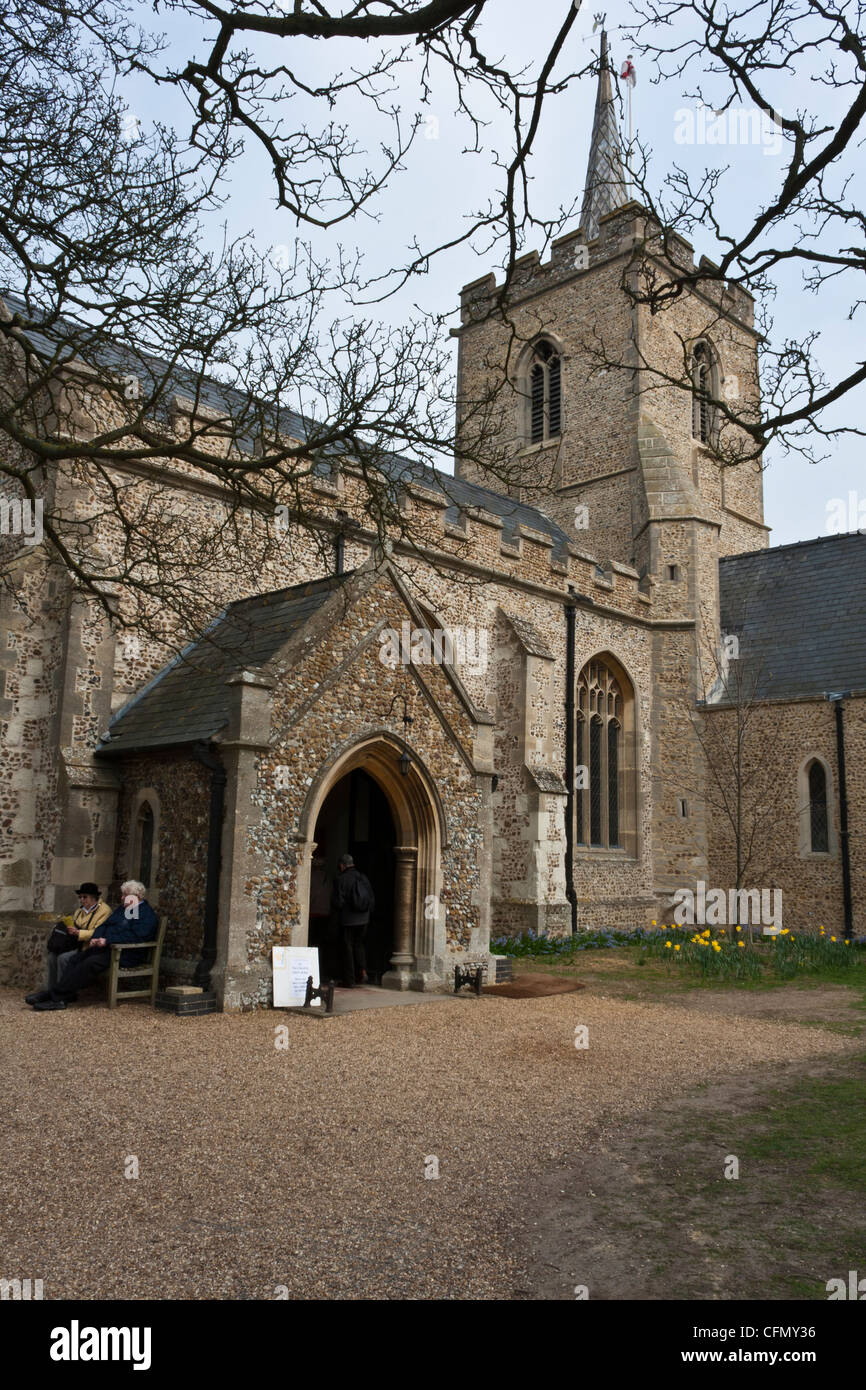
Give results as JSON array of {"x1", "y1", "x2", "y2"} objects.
[
  {"x1": 50, "y1": 947, "x2": 110, "y2": 1000},
  {"x1": 341, "y1": 922, "x2": 367, "y2": 986}
]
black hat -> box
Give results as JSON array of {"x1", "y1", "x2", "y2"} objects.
[{"x1": 75, "y1": 882, "x2": 100, "y2": 897}]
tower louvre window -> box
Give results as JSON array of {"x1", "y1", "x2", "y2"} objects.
[
  {"x1": 526, "y1": 340, "x2": 562, "y2": 445},
  {"x1": 530, "y1": 363, "x2": 545, "y2": 443},
  {"x1": 691, "y1": 340, "x2": 716, "y2": 443},
  {"x1": 548, "y1": 354, "x2": 561, "y2": 436}
]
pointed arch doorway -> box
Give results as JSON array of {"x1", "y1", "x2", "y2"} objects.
[
  {"x1": 297, "y1": 736, "x2": 444, "y2": 990},
  {"x1": 310, "y1": 769, "x2": 397, "y2": 984}
]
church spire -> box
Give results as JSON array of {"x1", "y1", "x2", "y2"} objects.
[{"x1": 580, "y1": 29, "x2": 629, "y2": 242}]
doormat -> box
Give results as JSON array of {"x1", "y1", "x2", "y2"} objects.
[{"x1": 481, "y1": 972, "x2": 585, "y2": 999}]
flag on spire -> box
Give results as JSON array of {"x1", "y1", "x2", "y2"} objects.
[{"x1": 580, "y1": 30, "x2": 630, "y2": 242}]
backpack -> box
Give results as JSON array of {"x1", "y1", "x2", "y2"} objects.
[{"x1": 350, "y1": 873, "x2": 374, "y2": 914}]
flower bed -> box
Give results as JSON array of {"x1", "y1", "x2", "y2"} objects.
[{"x1": 492, "y1": 923, "x2": 862, "y2": 981}]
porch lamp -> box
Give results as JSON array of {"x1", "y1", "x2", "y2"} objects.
[{"x1": 399, "y1": 750, "x2": 412, "y2": 777}]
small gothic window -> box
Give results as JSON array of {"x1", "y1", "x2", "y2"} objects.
[
  {"x1": 576, "y1": 659, "x2": 627, "y2": 851},
  {"x1": 808, "y1": 761, "x2": 829, "y2": 853},
  {"x1": 691, "y1": 341, "x2": 715, "y2": 443},
  {"x1": 527, "y1": 340, "x2": 562, "y2": 445},
  {"x1": 137, "y1": 801, "x2": 154, "y2": 888}
]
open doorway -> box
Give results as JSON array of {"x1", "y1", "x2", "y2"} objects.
[{"x1": 310, "y1": 768, "x2": 396, "y2": 984}]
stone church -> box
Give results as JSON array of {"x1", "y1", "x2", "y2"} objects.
[{"x1": 1, "y1": 41, "x2": 864, "y2": 1007}]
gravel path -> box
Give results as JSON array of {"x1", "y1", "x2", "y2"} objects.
[{"x1": 0, "y1": 987, "x2": 856, "y2": 1300}]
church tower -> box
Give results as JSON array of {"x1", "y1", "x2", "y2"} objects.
[
  {"x1": 454, "y1": 30, "x2": 771, "y2": 909},
  {"x1": 453, "y1": 29, "x2": 769, "y2": 612}
]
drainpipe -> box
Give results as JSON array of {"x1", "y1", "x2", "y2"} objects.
[
  {"x1": 565, "y1": 591, "x2": 578, "y2": 935},
  {"x1": 191, "y1": 742, "x2": 227, "y2": 988},
  {"x1": 828, "y1": 693, "x2": 854, "y2": 941}
]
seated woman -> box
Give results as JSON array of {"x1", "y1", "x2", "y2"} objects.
[
  {"x1": 26, "y1": 879, "x2": 158, "y2": 1011},
  {"x1": 43, "y1": 881, "x2": 112, "y2": 992}
]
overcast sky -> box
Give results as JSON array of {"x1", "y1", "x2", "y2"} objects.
[{"x1": 126, "y1": 0, "x2": 865, "y2": 549}]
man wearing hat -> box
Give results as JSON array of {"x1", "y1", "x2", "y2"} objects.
[{"x1": 42, "y1": 882, "x2": 112, "y2": 992}]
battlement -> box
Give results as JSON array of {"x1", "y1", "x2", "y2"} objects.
[
  {"x1": 387, "y1": 469, "x2": 653, "y2": 618},
  {"x1": 458, "y1": 202, "x2": 754, "y2": 331}
]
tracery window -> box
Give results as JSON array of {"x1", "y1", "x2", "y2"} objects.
[{"x1": 577, "y1": 659, "x2": 625, "y2": 849}]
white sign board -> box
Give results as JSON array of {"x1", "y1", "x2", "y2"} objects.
[{"x1": 273, "y1": 946, "x2": 321, "y2": 1007}]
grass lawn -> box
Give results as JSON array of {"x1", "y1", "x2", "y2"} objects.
[
  {"x1": 511, "y1": 938, "x2": 866, "y2": 1299},
  {"x1": 511, "y1": 938, "x2": 866, "y2": 1009}
]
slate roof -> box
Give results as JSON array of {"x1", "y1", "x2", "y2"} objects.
[
  {"x1": 1, "y1": 290, "x2": 310, "y2": 456},
  {"x1": 718, "y1": 533, "x2": 866, "y2": 701},
  {"x1": 1, "y1": 292, "x2": 570, "y2": 556},
  {"x1": 97, "y1": 573, "x2": 349, "y2": 756}
]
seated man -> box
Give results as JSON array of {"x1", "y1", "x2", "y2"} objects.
[
  {"x1": 43, "y1": 881, "x2": 112, "y2": 992},
  {"x1": 27, "y1": 879, "x2": 158, "y2": 1011}
]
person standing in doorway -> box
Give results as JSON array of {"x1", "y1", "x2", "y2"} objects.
[{"x1": 331, "y1": 853, "x2": 375, "y2": 988}]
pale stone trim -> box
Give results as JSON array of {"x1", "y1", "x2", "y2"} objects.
[{"x1": 295, "y1": 732, "x2": 449, "y2": 986}]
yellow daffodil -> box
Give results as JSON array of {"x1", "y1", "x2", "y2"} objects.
[
  {"x1": 737, "y1": 942, "x2": 745, "y2": 949},
  {"x1": 665, "y1": 941, "x2": 672, "y2": 948},
  {"x1": 831, "y1": 936, "x2": 837, "y2": 943},
  {"x1": 674, "y1": 944, "x2": 681, "y2": 951}
]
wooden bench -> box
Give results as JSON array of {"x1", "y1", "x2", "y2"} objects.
[{"x1": 104, "y1": 917, "x2": 166, "y2": 1009}]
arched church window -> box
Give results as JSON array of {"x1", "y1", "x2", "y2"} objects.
[
  {"x1": 576, "y1": 658, "x2": 629, "y2": 850},
  {"x1": 691, "y1": 340, "x2": 716, "y2": 443},
  {"x1": 808, "y1": 760, "x2": 829, "y2": 854},
  {"x1": 527, "y1": 340, "x2": 562, "y2": 445}
]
